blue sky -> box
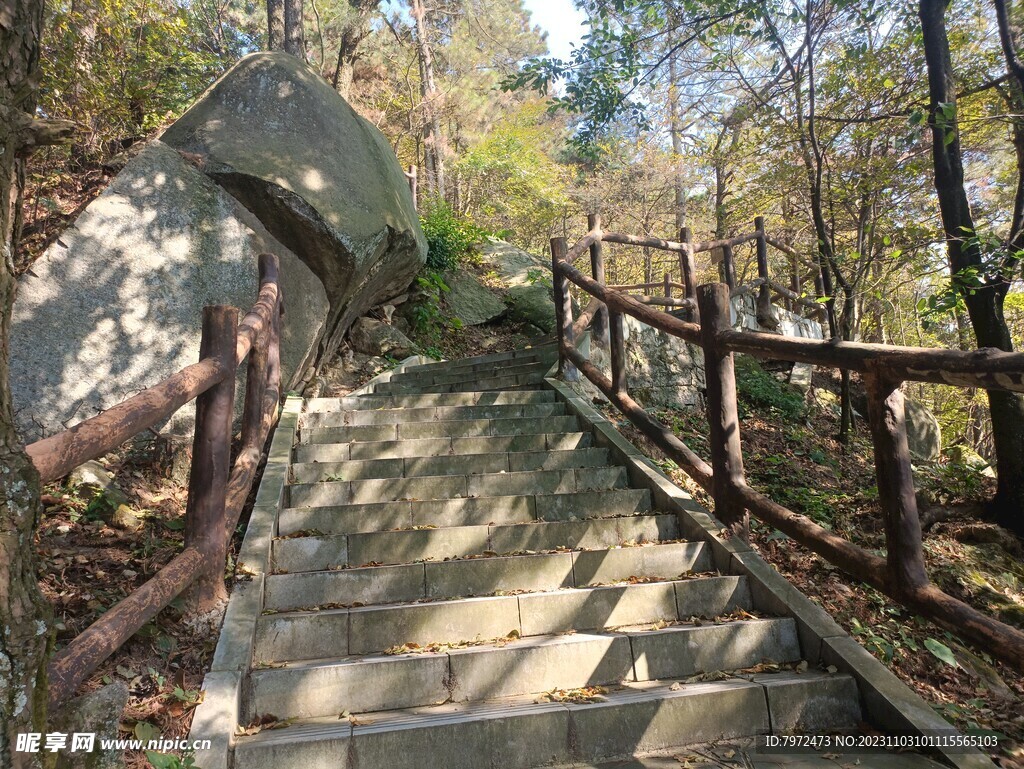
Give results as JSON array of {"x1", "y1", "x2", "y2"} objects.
[{"x1": 522, "y1": 0, "x2": 586, "y2": 61}]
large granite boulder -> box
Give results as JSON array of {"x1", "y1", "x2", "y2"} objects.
[
  {"x1": 11, "y1": 141, "x2": 327, "y2": 441},
  {"x1": 161, "y1": 52, "x2": 426, "y2": 361},
  {"x1": 480, "y1": 240, "x2": 550, "y2": 286},
  {"x1": 506, "y1": 284, "x2": 556, "y2": 333},
  {"x1": 349, "y1": 317, "x2": 415, "y2": 358},
  {"x1": 442, "y1": 270, "x2": 506, "y2": 326}
]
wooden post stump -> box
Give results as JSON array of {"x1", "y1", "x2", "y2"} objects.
[
  {"x1": 184, "y1": 305, "x2": 237, "y2": 612},
  {"x1": 864, "y1": 367, "x2": 929, "y2": 595},
  {"x1": 551, "y1": 237, "x2": 578, "y2": 381},
  {"x1": 589, "y1": 214, "x2": 609, "y2": 347},
  {"x1": 697, "y1": 283, "x2": 748, "y2": 540}
]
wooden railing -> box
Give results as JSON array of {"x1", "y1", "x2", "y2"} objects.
[
  {"x1": 580, "y1": 213, "x2": 826, "y2": 327},
  {"x1": 28, "y1": 254, "x2": 284, "y2": 706},
  {"x1": 552, "y1": 224, "x2": 1024, "y2": 672}
]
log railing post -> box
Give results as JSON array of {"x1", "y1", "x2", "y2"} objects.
[
  {"x1": 240, "y1": 256, "x2": 276, "y2": 453},
  {"x1": 721, "y1": 244, "x2": 737, "y2": 290},
  {"x1": 679, "y1": 227, "x2": 698, "y2": 322},
  {"x1": 589, "y1": 213, "x2": 609, "y2": 347},
  {"x1": 609, "y1": 309, "x2": 627, "y2": 397},
  {"x1": 863, "y1": 366, "x2": 929, "y2": 595},
  {"x1": 697, "y1": 283, "x2": 748, "y2": 540},
  {"x1": 664, "y1": 272, "x2": 672, "y2": 299},
  {"x1": 551, "y1": 237, "x2": 578, "y2": 381},
  {"x1": 184, "y1": 305, "x2": 238, "y2": 612},
  {"x1": 754, "y1": 216, "x2": 775, "y2": 327}
]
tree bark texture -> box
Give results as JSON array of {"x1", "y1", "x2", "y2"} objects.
[
  {"x1": 284, "y1": 0, "x2": 304, "y2": 58},
  {"x1": 267, "y1": 0, "x2": 285, "y2": 50},
  {"x1": 1, "y1": 0, "x2": 52, "y2": 764},
  {"x1": 919, "y1": 0, "x2": 1024, "y2": 533},
  {"x1": 410, "y1": 0, "x2": 446, "y2": 201}
]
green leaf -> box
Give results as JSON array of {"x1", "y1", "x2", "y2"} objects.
[
  {"x1": 134, "y1": 721, "x2": 160, "y2": 743},
  {"x1": 146, "y1": 752, "x2": 181, "y2": 769},
  {"x1": 924, "y1": 638, "x2": 960, "y2": 668}
]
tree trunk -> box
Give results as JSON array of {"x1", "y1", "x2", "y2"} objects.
[
  {"x1": 267, "y1": 0, "x2": 284, "y2": 50},
  {"x1": 668, "y1": 47, "x2": 686, "y2": 230},
  {"x1": 410, "y1": 0, "x2": 446, "y2": 201},
  {"x1": 332, "y1": 1, "x2": 380, "y2": 102},
  {"x1": 284, "y1": 0, "x2": 304, "y2": 58},
  {"x1": 1, "y1": 1, "x2": 53, "y2": 763},
  {"x1": 919, "y1": 0, "x2": 1024, "y2": 533}
]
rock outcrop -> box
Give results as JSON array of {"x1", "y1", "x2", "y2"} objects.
[
  {"x1": 905, "y1": 396, "x2": 942, "y2": 461},
  {"x1": 161, "y1": 52, "x2": 426, "y2": 359},
  {"x1": 11, "y1": 141, "x2": 327, "y2": 441},
  {"x1": 480, "y1": 240, "x2": 557, "y2": 332},
  {"x1": 349, "y1": 317, "x2": 416, "y2": 359},
  {"x1": 441, "y1": 270, "x2": 506, "y2": 326}
]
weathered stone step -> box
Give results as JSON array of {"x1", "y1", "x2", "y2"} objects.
[
  {"x1": 371, "y1": 371, "x2": 547, "y2": 394},
  {"x1": 286, "y1": 465, "x2": 628, "y2": 508},
  {"x1": 300, "y1": 414, "x2": 580, "y2": 444},
  {"x1": 294, "y1": 431, "x2": 593, "y2": 463},
  {"x1": 401, "y1": 347, "x2": 556, "y2": 373},
  {"x1": 299, "y1": 402, "x2": 566, "y2": 429},
  {"x1": 290, "y1": 447, "x2": 611, "y2": 484},
  {"x1": 249, "y1": 617, "x2": 799, "y2": 720},
  {"x1": 272, "y1": 511, "x2": 677, "y2": 573},
  {"x1": 389, "y1": 360, "x2": 550, "y2": 388},
  {"x1": 254, "y1": 575, "x2": 747, "y2": 662},
  {"x1": 265, "y1": 541, "x2": 708, "y2": 611},
  {"x1": 234, "y1": 672, "x2": 859, "y2": 769},
  {"x1": 277, "y1": 488, "x2": 653, "y2": 536},
  {"x1": 304, "y1": 390, "x2": 557, "y2": 412}
]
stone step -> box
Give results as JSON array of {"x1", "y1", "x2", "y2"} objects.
[
  {"x1": 277, "y1": 488, "x2": 653, "y2": 536},
  {"x1": 389, "y1": 360, "x2": 550, "y2": 388},
  {"x1": 304, "y1": 390, "x2": 557, "y2": 412},
  {"x1": 371, "y1": 371, "x2": 547, "y2": 394},
  {"x1": 249, "y1": 617, "x2": 799, "y2": 720},
  {"x1": 401, "y1": 347, "x2": 556, "y2": 374},
  {"x1": 234, "y1": 672, "x2": 860, "y2": 769},
  {"x1": 299, "y1": 414, "x2": 580, "y2": 444},
  {"x1": 254, "y1": 575, "x2": 747, "y2": 662},
  {"x1": 272, "y1": 511, "x2": 676, "y2": 573},
  {"x1": 294, "y1": 431, "x2": 593, "y2": 463},
  {"x1": 264, "y1": 541, "x2": 709, "y2": 611},
  {"x1": 299, "y1": 402, "x2": 566, "y2": 429},
  {"x1": 285, "y1": 465, "x2": 628, "y2": 508},
  {"x1": 289, "y1": 447, "x2": 612, "y2": 484}
]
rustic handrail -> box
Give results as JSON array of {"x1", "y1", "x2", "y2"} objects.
[
  {"x1": 552, "y1": 229, "x2": 1024, "y2": 672},
  {"x1": 38, "y1": 253, "x2": 284, "y2": 706}
]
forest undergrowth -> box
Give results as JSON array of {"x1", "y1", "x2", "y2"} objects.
[{"x1": 609, "y1": 362, "x2": 1024, "y2": 768}]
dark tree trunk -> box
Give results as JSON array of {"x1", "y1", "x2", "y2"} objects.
[
  {"x1": 332, "y1": 1, "x2": 382, "y2": 100},
  {"x1": 1, "y1": 0, "x2": 59, "y2": 763},
  {"x1": 267, "y1": 0, "x2": 284, "y2": 49},
  {"x1": 284, "y1": 0, "x2": 304, "y2": 58},
  {"x1": 919, "y1": 0, "x2": 1024, "y2": 533}
]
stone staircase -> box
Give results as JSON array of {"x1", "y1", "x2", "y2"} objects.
[{"x1": 219, "y1": 346, "x2": 960, "y2": 769}]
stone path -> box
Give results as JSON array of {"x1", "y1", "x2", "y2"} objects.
[{"x1": 203, "y1": 346, "x2": 970, "y2": 769}]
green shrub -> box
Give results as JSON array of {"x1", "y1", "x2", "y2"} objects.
[
  {"x1": 734, "y1": 355, "x2": 806, "y2": 421},
  {"x1": 420, "y1": 202, "x2": 485, "y2": 272}
]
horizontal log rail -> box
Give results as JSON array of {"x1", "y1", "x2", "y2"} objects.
[
  {"x1": 551, "y1": 228, "x2": 1024, "y2": 673},
  {"x1": 35, "y1": 253, "x2": 285, "y2": 707}
]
